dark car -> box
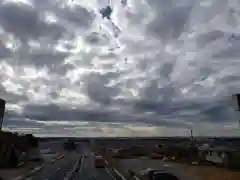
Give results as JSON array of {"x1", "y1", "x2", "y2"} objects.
[
  {"x1": 63, "y1": 140, "x2": 77, "y2": 150},
  {"x1": 139, "y1": 168, "x2": 179, "y2": 180},
  {"x1": 152, "y1": 173, "x2": 179, "y2": 180}
]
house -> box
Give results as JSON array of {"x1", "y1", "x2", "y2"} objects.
[{"x1": 198, "y1": 144, "x2": 236, "y2": 166}]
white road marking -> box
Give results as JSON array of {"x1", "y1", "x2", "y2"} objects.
[
  {"x1": 78, "y1": 155, "x2": 85, "y2": 172},
  {"x1": 65, "y1": 156, "x2": 83, "y2": 180},
  {"x1": 72, "y1": 156, "x2": 85, "y2": 180},
  {"x1": 105, "y1": 168, "x2": 117, "y2": 180},
  {"x1": 113, "y1": 168, "x2": 127, "y2": 180},
  {"x1": 13, "y1": 165, "x2": 43, "y2": 180}
]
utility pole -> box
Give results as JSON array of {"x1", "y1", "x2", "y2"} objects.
[
  {"x1": 0, "y1": 98, "x2": 6, "y2": 131},
  {"x1": 232, "y1": 94, "x2": 240, "y2": 129},
  {"x1": 189, "y1": 129, "x2": 193, "y2": 141}
]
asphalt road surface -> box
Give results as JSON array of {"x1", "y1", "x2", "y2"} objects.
[
  {"x1": 7, "y1": 141, "x2": 124, "y2": 180},
  {"x1": 71, "y1": 145, "x2": 121, "y2": 180},
  {"x1": 72, "y1": 155, "x2": 117, "y2": 180},
  {"x1": 118, "y1": 158, "x2": 200, "y2": 180},
  {"x1": 27, "y1": 152, "x2": 80, "y2": 180}
]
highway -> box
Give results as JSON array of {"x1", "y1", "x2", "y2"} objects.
[
  {"x1": 72, "y1": 144, "x2": 119, "y2": 180},
  {"x1": 24, "y1": 152, "x2": 80, "y2": 180},
  {"x1": 20, "y1": 142, "x2": 122, "y2": 180},
  {"x1": 72, "y1": 155, "x2": 117, "y2": 180}
]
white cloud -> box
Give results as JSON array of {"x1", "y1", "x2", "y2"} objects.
[{"x1": 0, "y1": 0, "x2": 240, "y2": 137}]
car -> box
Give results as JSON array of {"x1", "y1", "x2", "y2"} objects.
[
  {"x1": 150, "y1": 153, "x2": 163, "y2": 159},
  {"x1": 63, "y1": 140, "x2": 77, "y2": 150},
  {"x1": 139, "y1": 168, "x2": 179, "y2": 180},
  {"x1": 151, "y1": 173, "x2": 179, "y2": 180},
  {"x1": 94, "y1": 157, "x2": 106, "y2": 168}
]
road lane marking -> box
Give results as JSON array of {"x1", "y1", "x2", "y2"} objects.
[
  {"x1": 13, "y1": 165, "x2": 43, "y2": 180},
  {"x1": 113, "y1": 168, "x2": 127, "y2": 180},
  {"x1": 78, "y1": 155, "x2": 85, "y2": 172},
  {"x1": 72, "y1": 155, "x2": 85, "y2": 180},
  {"x1": 105, "y1": 168, "x2": 117, "y2": 180},
  {"x1": 133, "y1": 176, "x2": 141, "y2": 180},
  {"x1": 64, "y1": 156, "x2": 83, "y2": 180}
]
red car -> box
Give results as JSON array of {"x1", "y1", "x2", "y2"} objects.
[{"x1": 95, "y1": 157, "x2": 106, "y2": 168}]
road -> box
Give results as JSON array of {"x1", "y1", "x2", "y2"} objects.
[
  {"x1": 72, "y1": 155, "x2": 117, "y2": 180},
  {"x1": 22, "y1": 142, "x2": 123, "y2": 180},
  {"x1": 116, "y1": 158, "x2": 200, "y2": 180},
  {"x1": 71, "y1": 144, "x2": 120, "y2": 180},
  {"x1": 26, "y1": 152, "x2": 80, "y2": 180}
]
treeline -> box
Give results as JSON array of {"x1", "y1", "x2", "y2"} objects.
[{"x1": 0, "y1": 131, "x2": 39, "y2": 168}]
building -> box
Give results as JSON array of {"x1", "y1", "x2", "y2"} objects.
[{"x1": 198, "y1": 144, "x2": 236, "y2": 166}]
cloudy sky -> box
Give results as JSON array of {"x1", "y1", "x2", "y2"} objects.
[{"x1": 0, "y1": 0, "x2": 240, "y2": 137}]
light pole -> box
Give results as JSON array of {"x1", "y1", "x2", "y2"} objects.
[
  {"x1": 232, "y1": 94, "x2": 240, "y2": 128},
  {"x1": 0, "y1": 98, "x2": 6, "y2": 131}
]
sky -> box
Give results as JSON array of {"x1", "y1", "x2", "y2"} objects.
[{"x1": 0, "y1": 0, "x2": 240, "y2": 137}]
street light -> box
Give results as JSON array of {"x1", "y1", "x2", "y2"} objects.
[
  {"x1": 0, "y1": 98, "x2": 6, "y2": 131},
  {"x1": 232, "y1": 94, "x2": 240, "y2": 127}
]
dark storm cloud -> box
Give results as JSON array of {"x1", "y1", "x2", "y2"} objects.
[
  {"x1": 133, "y1": 98, "x2": 235, "y2": 123},
  {"x1": 32, "y1": 0, "x2": 95, "y2": 27},
  {"x1": 0, "y1": 41, "x2": 11, "y2": 58},
  {"x1": 2, "y1": 109, "x2": 46, "y2": 129},
  {"x1": 55, "y1": 5, "x2": 95, "y2": 27},
  {"x1": 21, "y1": 103, "x2": 188, "y2": 128},
  {"x1": 84, "y1": 72, "x2": 120, "y2": 105},
  {"x1": 212, "y1": 44, "x2": 240, "y2": 59},
  {"x1": 84, "y1": 32, "x2": 110, "y2": 46},
  {"x1": 27, "y1": 50, "x2": 70, "y2": 68},
  {"x1": 0, "y1": 2, "x2": 65, "y2": 41},
  {"x1": 146, "y1": 0, "x2": 194, "y2": 40},
  {"x1": 196, "y1": 30, "x2": 225, "y2": 48},
  {"x1": 0, "y1": 0, "x2": 239, "y2": 136}
]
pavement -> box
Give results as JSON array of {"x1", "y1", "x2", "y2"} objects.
[
  {"x1": 5, "y1": 141, "x2": 126, "y2": 180},
  {"x1": 71, "y1": 145, "x2": 124, "y2": 180},
  {"x1": 25, "y1": 152, "x2": 80, "y2": 180},
  {"x1": 113, "y1": 158, "x2": 201, "y2": 180},
  {"x1": 72, "y1": 155, "x2": 115, "y2": 180}
]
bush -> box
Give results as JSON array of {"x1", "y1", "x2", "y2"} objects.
[
  {"x1": 228, "y1": 151, "x2": 240, "y2": 169},
  {"x1": 26, "y1": 134, "x2": 39, "y2": 148}
]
